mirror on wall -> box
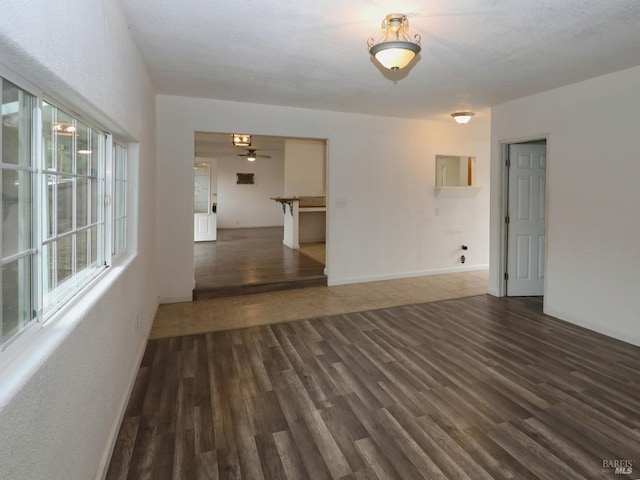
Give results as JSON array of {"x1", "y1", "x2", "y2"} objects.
[{"x1": 436, "y1": 155, "x2": 475, "y2": 187}]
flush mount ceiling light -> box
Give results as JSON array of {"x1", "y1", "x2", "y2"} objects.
[
  {"x1": 368, "y1": 13, "x2": 421, "y2": 71},
  {"x1": 451, "y1": 112, "x2": 475, "y2": 124},
  {"x1": 232, "y1": 133, "x2": 251, "y2": 147}
]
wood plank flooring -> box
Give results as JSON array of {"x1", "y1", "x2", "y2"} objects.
[
  {"x1": 107, "y1": 295, "x2": 640, "y2": 479},
  {"x1": 298, "y1": 243, "x2": 326, "y2": 265},
  {"x1": 194, "y1": 227, "x2": 326, "y2": 300}
]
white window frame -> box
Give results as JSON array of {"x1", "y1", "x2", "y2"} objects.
[
  {"x1": 110, "y1": 141, "x2": 128, "y2": 259},
  {"x1": 0, "y1": 63, "x2": 129, "y2": 353},
  {"x1": 0, "y1": 73, "x2": 40, "y2": 351},
  {"x1": 40, "y1": 99, "x2": 108, "y2": 317}
]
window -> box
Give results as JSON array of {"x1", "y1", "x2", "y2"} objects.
[
  {"x1": 0, "y1": 73, "x2": 128, "y2": 351},
  {"x1": 41, "y1": 101, "x2": 107, "y2": 314},
  {"x1": 1, "y1": 78, "x2": 37, "y2": 348},
  {"x1": 112, "y1": 142, "x2": 127, "y2": 256}
]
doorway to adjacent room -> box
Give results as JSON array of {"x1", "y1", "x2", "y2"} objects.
[
  {"x1": 192, "y1": 132, "x2": 327, "y2": 299},
  {"x1": 504, "y1": 139, "x2": 547, "y2": 296}
]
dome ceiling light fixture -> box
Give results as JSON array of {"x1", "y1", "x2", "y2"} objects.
[
  {"x1": 451, "y1": 112, "x2": 475, "y2": 124},
  {"x1": 368, "y1": 13, "x2": 421, "y2": 71}
]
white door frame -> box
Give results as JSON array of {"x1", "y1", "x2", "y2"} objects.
[{"x1": 498, "y1": 135, "x2": 550, "y2": 297}]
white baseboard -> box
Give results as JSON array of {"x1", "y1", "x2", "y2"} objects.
[
  {"x1": 96, "y1": 316, "x2": 154, "y2": 480},
  {"x1": 283, "y1": 239, "x2": 299, "y2": 249},
  {"x1": 544, "y1": 306, "x2": 640, "y2": 348},
  {"x1": 327, "y1": 264, "x2": 489, "y2": 286},
  {"x1": 158, "y1": 294, "x2": 192, "y2": 304}
]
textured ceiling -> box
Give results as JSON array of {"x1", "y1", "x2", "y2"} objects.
[{"x1": 119, "y1": 0, "x2": 640, "y2": 121}]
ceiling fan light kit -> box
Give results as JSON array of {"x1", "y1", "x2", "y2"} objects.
[
  {"x1": 451, "y1": 112, "x2": 475, "y2": 124},
  {"x1": 368, "y1": 13, "x2": 421, "y2": 71},
  {"x1": 238, "y1": 148, "x2": 271, "y2": 161}
]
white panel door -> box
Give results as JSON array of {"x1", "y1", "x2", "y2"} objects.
[
  {"x1": 194, "y1": 163, "x2": 217, "y2": 242},
  {"x1": 507, "y1": 143, "x2": 546, "y2": 296}
]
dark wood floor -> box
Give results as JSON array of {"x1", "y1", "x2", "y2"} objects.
[
  {"x1": 194, "y1": 227, "x2": 326, "y2": 299},
  {"x1": 107, "y1": 295, "x2": 640, "y2": 480}
]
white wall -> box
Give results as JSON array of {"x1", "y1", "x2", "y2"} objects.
[
  {"x1": 0, "y1": 2, "x2": 157, "y2": 479},
  {"x1": 216, "y1": 154, "x2": 284, "y2": 228},
  {"x1": 490, "y1": 65, "x2": 640, "y2": 346},
  {"x1": 284, "y1": 138, "x2": 326, "y2": 196},
  {"x1": 156, "y1": 95, "x2": 490, "y2": 301}
]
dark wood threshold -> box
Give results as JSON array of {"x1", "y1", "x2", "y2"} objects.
[{"x1": 193, "y1": 275, "x2": 327, "y2": 300}]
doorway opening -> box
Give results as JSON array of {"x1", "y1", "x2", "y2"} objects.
[
  {"x1": 192, "y1": 132, "x2": 328, "y2": 299},
  {"x1": 503, "y1": 139, "x2": 547, "y2": 296}
]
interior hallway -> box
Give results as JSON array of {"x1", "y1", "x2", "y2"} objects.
[{"x1": 153, "y1": 269, "x2": 489, "y2": 339}]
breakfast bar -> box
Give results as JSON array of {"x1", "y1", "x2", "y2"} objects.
[{"x1": 271, "y1": 196, "x2": 326, "y2": 249}]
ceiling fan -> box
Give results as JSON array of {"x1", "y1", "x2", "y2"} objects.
[{"x1": 237, "y1": 148, "x2": 271, "y2": 161}]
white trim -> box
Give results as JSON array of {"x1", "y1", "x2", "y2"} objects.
[
  {"x1": 34, "y1": 93, "x2": 44, "y2": 328},
  {"x1": 328, "y1": 264, "x2": 489, "y2": 286},
  {"x1": 497, "y1": 134, "x2": 549, "y2": 297},
  {"x1": 0, "y1": 61, "x2": 43, "y2": 99},
  {"x1": 0, "y1": 75, "x2": 40, "y2": 350},
  {"x1": 104, "y1": 135, "x2": 114, "y2": 265},
  {"x1": 96, "y1": 312, "x2": 151, "y2": 480},
  {"x1": 0, "y1": 69, "x2": 133, "y2": 364},
  {"x1": 159, "y1": 294, "x2": 193, "y2": 304},
  {"x1": 544, "y1": 306, "x2": 640, "y2": 348},
  {"x1": 110, "y1": 141, "x2": 128, "y2": 259},
  {"x1": 0, "y1": 80, "x2": 3, "y2": 344},
  {"x1": 39, "y1": 102, "x2": 109, "y2": 320},
  {"x1": 497, "y1": 141, "x2": 509, "y2": 297}
]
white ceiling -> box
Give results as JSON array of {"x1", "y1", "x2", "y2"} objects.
[{"x1": 119, "y1": 0, "x2": 640, "y2": 121}]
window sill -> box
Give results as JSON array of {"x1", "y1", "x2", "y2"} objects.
[
  {"x1": 0, "y1": 251, "x2": 137, "y2": 410},
  {"x1": 434, "y1": 186, "x2": 482, "y2": 197}
]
